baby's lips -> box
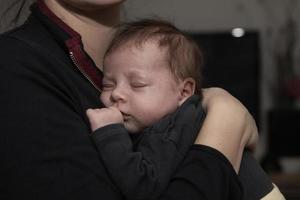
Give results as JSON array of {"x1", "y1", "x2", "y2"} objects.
[{"x1": 121, "y1": 112, "x2": 131, "y2": 120}]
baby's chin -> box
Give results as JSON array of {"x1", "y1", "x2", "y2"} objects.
[{"x1": 124, "y1": 122, "x2": 144, "y2": 134}]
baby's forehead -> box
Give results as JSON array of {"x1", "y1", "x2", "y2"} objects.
[
  {"x1": 104, "y1": 39, "x2": 168, "y2": 65},
  {"x1": 103, "y1": 38, "x2": 174, "y2": 74},
  {"x1": 116, "y1": 38, "x2": 165, "y2": 52}
]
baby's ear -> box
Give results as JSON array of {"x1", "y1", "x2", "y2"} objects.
[{"x1": 178, "y1": 77, "x2": 196, "y2": 106}]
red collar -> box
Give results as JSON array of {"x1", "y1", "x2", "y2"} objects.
[{"x1": 36, "y1": 0, "x2": 103, "y2": 92}]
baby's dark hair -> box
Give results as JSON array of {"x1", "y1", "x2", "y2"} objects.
[{"x1": 105, "y1": 19, "x2": 204, "y2": 95}]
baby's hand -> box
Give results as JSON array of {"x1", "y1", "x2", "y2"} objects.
[{"x1": 86, "y1": 107, "x2": 124, "y2": 132}]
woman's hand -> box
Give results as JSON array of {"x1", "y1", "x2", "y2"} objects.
[{"x1": 195, "y1": 87, "x2": 258, "y2": 172}]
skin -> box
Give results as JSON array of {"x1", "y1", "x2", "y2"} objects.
[
  {"x1": 91, "y1": 42, "x2": 194, "y2": 133},
  {"x1": 197, "y1": 88, "x2": 258, "y2": 171},
  {"x1": 44, "y1": 0, "x2": 124, "y2": 68}
]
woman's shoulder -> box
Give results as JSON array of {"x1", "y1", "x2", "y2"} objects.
[
  {"x1": 0, "y1": 32, "x2": 49, "y2": 67},
  {"x1": 0, "y1": 20, "x2": 68, "y2": 81},
  {"x1": 0, "y1": 31, "x2": 36, "y2": 66},
  {"x1": 0, "y1": 16, "x2": 59, "y2": 57}
]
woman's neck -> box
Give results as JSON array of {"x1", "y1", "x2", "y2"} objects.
[{"x1": 44, "y1": 0, "x2": 121, "y2": 69}]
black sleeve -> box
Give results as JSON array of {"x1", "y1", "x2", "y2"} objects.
[
  {"x1": 0, "y1": 37, "x2": 121, "y2": 200},
  {"x1": 160, "y1": 145, "x2": 244, "y2": 200},
  {"x1": 91, "y1": 96, "x2": 206, "y2": 200},
  {"x1": 238, "y1": 151, "x2": 274, "y2": 200}
]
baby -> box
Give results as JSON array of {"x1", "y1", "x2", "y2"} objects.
[{"x1": 86, "y1": 19, "x2": 256, "y2": 200}]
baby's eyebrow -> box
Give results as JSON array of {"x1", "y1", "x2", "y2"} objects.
[
  {"x1": 128, "y1": 70, "x2": 147, "y2": 80},
  {"x1": 102, "y1": 76, "x2": 113, "y2": 82}
]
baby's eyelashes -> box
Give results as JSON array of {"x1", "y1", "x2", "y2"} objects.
[
  {"x1": 102, "y1": 83, "x2": 114, "y2": 90},
  {"x1": 130, "y1": 82, "x2": 148, "y2": 88}
]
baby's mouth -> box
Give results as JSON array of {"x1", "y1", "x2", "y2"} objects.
[{"x1": 121, "y1": 112, "x2": 131, "y2": 121}]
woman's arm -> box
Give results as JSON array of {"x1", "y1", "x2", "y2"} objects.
[
  {"x1": 160, "y1": 88, "x2": 279, "y2": 200},
  {"x1": 195, "y1": 88, "x2": 258, "y2": 172}
]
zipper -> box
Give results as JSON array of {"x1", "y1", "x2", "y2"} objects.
[{"x1": 69, "y1": 51, "x2": 102, "y2": 92}]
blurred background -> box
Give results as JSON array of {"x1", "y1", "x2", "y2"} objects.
[{"x1": 1, "y1": 0, "x2": 300, "y2": 199}]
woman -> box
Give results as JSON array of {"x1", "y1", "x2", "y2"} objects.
[{"x1": 0, "y1": 0, "x2": 279, "y2": 199}]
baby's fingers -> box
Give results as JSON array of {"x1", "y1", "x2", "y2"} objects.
[{"x1": 86, "y1": 108, "x2": 100, "y2": 120}]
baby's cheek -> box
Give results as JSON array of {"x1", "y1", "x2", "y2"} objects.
[
  {"x1": 100, "y1": 93, "x2": 111, "y2": 107},
  {"x1": 139, "y1": 112, "x2": 161, "y2": 128}
]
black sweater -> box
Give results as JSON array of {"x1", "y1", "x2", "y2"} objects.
[
  {"x1": 92, "y1": 95, "x2": 207, "y2": 199},
  {"x1": 0, "y1": 1, "x2": 273, "y2": 200}
]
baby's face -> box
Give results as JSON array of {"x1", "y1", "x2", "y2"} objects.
[{"x1": 101, "y1": 42, "x2": 181, "y2": 133}]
